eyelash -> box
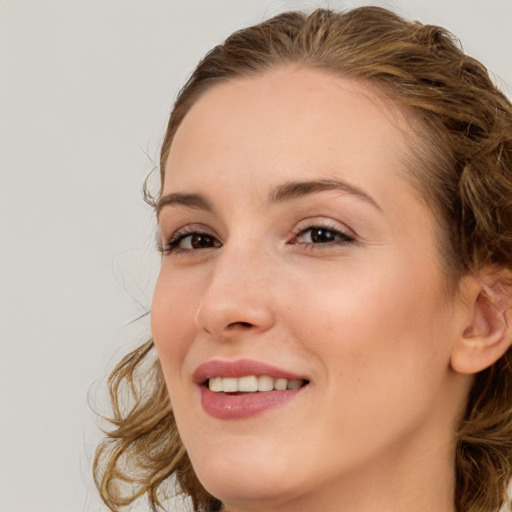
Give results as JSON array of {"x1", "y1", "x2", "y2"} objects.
[
  {"x1": 160, "y1": 223, "x2": 355, "y2": 255},
  {"x1": 291, "y1": 224, "x2": 355, "y2": 248},
  {"x1": 159, "y1": 227, "x2": 220, "y2": 255}
]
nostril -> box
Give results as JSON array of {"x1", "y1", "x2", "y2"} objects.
[{"x1": 227, "y1": 321, "x2": 253, "y2": 329}]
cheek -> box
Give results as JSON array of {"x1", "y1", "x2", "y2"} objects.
[
  {"x1": 286, "y1": 264, "x2": 455, "y2": 459},
  {"x1": 290, "y1": 256, "x2": 452, "y2": 392},
  {"x1": 151, "y1": 268, "x2": 199, "y2": 376}
]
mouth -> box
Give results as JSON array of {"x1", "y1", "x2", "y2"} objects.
[{"x1": 194, "y1": 359, "x2": 310, "y2": 419}]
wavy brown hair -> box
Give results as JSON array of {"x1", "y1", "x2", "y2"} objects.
[{"x1": 94, "y1": 6, "x2": 512, "y2": 512}]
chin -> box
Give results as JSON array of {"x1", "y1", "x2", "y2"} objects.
[
  {"x1": 200, "y1": 474, "x2": 301, "y2": 512},
  {"x1": 190, "y1": 445, "x2": 305, "y2": 507},
  {"x1": 202, "y1": 475, "x2": 284, "y2": 507}
]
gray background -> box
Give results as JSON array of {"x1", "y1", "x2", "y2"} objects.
[{"x1": 1, "y1": 1, "x2": 511, "y2": 511}]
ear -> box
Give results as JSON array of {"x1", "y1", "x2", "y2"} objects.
[{"x1": 451, "y1": 271, "x2": 512, "y2": 375}]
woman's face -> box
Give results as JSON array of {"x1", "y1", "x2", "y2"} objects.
[{"x1": 152, "y1": 67, "x2": 470, "y2": 511}]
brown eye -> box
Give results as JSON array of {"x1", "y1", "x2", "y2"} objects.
[
  {"x1": 167, "y1": 232, "x2": 221, "y2": 252},
  {"x1": 187, "y1": 234, "x2": 218, "y2": 249},
  {"x1": 296, "y1": 227, "x2": 353, "y2": 245},
  {"x1": 308, "y1": 228, "x2": 338, "y2": 243}
]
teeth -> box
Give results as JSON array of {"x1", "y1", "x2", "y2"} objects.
[
  {"x1": 208, "y1": 375, "x2": 305, "y2": 393},
  {"x1": 238, "y1": 375, "x2": 258, "y2": 392},
  {"x1": 257, "y1": 375, "x2": 273, "y2": 392},
  {"x1": 274, "y1": 378, "x2": 287, "y2": 391},
  {"x1": 209, "y1": 377, "x2": 223, "y2": 392},
  {"x1": 222, "y1": 377, "x2": 238, "y2": 393},
  {"x1": 287, "y1": 379, "x2": 302, "y2": 390}
]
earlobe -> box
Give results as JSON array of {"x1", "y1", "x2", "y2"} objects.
[{"x1": 451, "y1": 273, "x2": 512, "y2": 375}]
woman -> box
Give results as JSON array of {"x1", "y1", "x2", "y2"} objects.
[{"x1": 94, "y1": 6, "x2": 512, "y2": 512}]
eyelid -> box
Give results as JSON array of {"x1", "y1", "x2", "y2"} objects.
[
  {"x1": 288, "y1": 218, "x2": 357, "y2": 250},
  {"x1": 157, "y1": 216, "x2": 357, "y2": 255},
  {"x1": 293, "y1": 217, "x2": 355, "y2": 238},
  {"x1": 160, "y1": 224, "x2": 221, "y2": 255}
]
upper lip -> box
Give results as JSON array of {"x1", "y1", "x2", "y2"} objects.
[{"x1": 193, "y1": 358, "x2": 309, "y2": 385}]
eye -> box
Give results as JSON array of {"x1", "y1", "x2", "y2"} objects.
[
  {"x1": 164, "y1": 231, "x2": 222, "y2": 254},
  {"x1": 291, "y1": 225, "x2": 354, "y2": 246}
]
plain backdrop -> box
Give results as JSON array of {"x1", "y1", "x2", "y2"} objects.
[{"x1": 1, "y1": 1, "x2": 511, "y2": 511}]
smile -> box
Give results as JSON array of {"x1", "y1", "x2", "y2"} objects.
[
  {"x1": 194, "y1": 359, "x2": 310, "y2": 419},
  {"x1": 208, "y1": 375, "x2": 305, "y2": 393}
]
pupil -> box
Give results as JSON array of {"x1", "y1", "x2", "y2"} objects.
[
  {"x1": 311, "y1": 228, "x2": 334, "y2": 243},
  {"x1": 191, "y1": 234, "x2": 212, "y2": 248}
]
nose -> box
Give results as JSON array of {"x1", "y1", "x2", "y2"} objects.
[{"x1": 194, "y1": 246, "x2": 276, "y2": 339}]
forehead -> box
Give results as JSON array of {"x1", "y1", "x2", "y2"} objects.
[{"x1": 164, "y1": 66, "x2": 415, "y2": 202}]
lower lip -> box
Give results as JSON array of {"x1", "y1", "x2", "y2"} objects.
[{"x1": 200, "y1": 386, "x2": 304, "y2": 420}]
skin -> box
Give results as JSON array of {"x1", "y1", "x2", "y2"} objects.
[{"x1": 151, "y1": 66, "x2": 475, "y2": 512}]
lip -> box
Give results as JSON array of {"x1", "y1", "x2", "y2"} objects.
[
  {"x1": 193, "y1": 358, "x2": 308, "y2": 384},
  {"x1": 193, "y1": 359, "x2": 310, "y2": 420}
]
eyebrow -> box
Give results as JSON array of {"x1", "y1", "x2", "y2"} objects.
[
  {"x1": 156, "y1": 178, "x2": 381, "y2": 218},
  {"x1": 269, "y1": 179, "x2": 381, "y2": 210},
  {"x1": 156, "y1": 192, "x2": 214, "y2": 218}
]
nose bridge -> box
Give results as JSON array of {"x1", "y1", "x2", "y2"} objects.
[{"x1": 195, "y1": 239, "x2": 275, "y2": 336}]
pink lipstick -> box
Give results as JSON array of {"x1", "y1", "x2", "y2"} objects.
[{"x1": 193, "y1": 359, "x2": 309, "y2": 420}]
